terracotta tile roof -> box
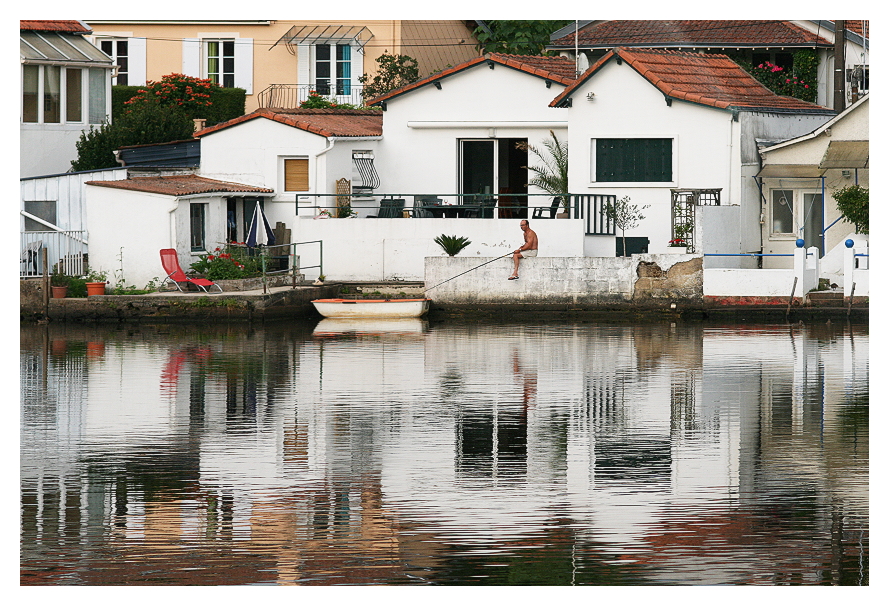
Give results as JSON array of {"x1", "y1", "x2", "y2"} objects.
[
  {"x1": 195, "y1": 108, "x2": 383, "y2": 138},
  {"x1": 551, "y1": 48, "x2": 832, "y2": 113},
  {"x1": 367, "y1": 53, "x2": 576, "y2": 106},
  {"x1": 550, "y1": 20, "x2": 832, "y2": 48},
  {"x1": 20, "y1": 20, "x2": 91, "y2": 34},
  {"x1": 85, "y1": 175, "x2": 273, "y2": 196},
  {"x1": 838, "y1": 20, "x2": 869, "y2": 38}
]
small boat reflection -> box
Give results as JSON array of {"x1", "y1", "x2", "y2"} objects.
[{"x1": 312, "y1": 317, "x2": 429, "y2": 339}]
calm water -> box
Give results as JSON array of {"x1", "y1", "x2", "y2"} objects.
[{"x1": 20, "y1": 318, "x2": 868, "y2": 585}]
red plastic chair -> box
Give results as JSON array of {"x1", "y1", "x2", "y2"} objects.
[{"x1": 160, "y1": 248, "x2": 222, "y2": 293}]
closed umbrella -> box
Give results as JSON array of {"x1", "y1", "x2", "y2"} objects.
[{"x1": 246, "y1": 204, "x2": 276, "y2": 248}]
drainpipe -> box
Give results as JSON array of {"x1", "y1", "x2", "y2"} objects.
[{"x1": 168, "y1": 200, "x2": 179, "y2": 249}]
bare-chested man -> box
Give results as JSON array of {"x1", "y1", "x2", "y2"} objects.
[{"x1": 508, "y1": 219, "x2": 538, "y2": 280}]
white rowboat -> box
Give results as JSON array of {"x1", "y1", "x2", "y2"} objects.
[{"x1": 311, "y1": 298, "x2": 431, "y2": 319}]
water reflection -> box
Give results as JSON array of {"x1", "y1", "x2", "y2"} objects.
[{"x1": 20, "y1": 320, "x2": 868, "y2": 585}]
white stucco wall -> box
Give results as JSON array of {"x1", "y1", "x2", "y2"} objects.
[
  {"x1": 293, "y1": 216, "x2": 585, "y2": 281},
  {"x1": 375, "y1": 63, "x2": 569, "y2": 196},
  {"x1": 703, "y1": 268, "x2": 795, "y2": 297},
  {"x1": 21, "y1": 125, "x2": 96, "y2": 178}
]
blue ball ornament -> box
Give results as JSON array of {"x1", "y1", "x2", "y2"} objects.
[
  {"x1": 795, "y1": 238, "x2": 805, "y2": 248},
  {"x1": 845, "y1": 239, "x2": 855, "y2": 248}
]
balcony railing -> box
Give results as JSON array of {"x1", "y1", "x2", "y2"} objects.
[
  {"x1": 20, "y1": 230, "x2": 88, "y2": 278},
  {"x1": 258, "y1": 84, "x2": 368, "y2": 109}
]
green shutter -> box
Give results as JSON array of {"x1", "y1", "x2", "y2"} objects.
[{"x1": 596, "y1": 139, "x2": 672, "y2": 182}]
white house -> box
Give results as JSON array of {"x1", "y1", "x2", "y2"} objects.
[
  {"x1": 83, "y1": 175, "x2": 274, "y2": 287},
  {"x1": 20, "y1": 20, "x2": 114, "y2": 178},
  {"x1": 368, "y1": 52, "x2": 577, "y2": 214},
  {"x1": 757, "y1": 95, "x2": 868, "y2": 273},
  {"x1": 549, "y1": 47, "x2": 836, "y2": 262}
]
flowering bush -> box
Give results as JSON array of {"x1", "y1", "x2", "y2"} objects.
[
  {"x1": 190, "y1": 245, "x2": 263, "y2": 280},
  {"x1": 299, "y1": 90, "x2": 361, "y2": 110},
  {"x1": 745, "y1": 59, "x2": 817, "y2": 103},
  {"x1": 125, "y1": 73, "x2": 215, "y2": 116},
  {"x1": 668, "y1": 238, "x2": 687, "y2": 247}
]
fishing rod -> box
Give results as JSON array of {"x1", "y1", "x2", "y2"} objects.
[{"x1": 425, "y1": 252, "x2": 512, "y2": 292}]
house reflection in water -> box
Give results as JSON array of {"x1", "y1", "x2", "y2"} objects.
[{"x1": 19, "y1": 320, "x2": 868, "y2": 585}]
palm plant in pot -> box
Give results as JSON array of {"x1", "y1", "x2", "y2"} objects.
[
  {"x1": 434, "y1": 234, "x2": 472, "y2": 256},
  {"x1": 521, "y1": 130, "x2": 569, "y2": 216}
]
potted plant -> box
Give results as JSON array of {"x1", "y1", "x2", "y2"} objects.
[
  {"x1": 50, "y1": 271, "x2": 70, "y2": 299},
  {"x1": 85, "y1": 269, "x2": 109, "y2": 296},
  {"x1": 313, "y1": 274, "x2": 326, "y2": 286},
  {"x1": 521, "y1": 130, "x2": 569, "y2": 217},
  {"x1": 434, "y1": 234, "x2": 472, "y2": 256}
]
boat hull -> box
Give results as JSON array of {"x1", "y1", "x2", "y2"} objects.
[{"x1": 311, "y1": 298, "x2": 431, "y2": 319}]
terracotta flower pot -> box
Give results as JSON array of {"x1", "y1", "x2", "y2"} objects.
[
  {"x1": 51, "y1": 285, "x2": 68, "y2": 298},
  {"x1": 86, "y1": 282, "x2": 106, "y2": 296}
]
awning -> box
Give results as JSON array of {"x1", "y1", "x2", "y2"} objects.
[
  {"x1": 819, "y1": 140, "x2": 869, "y2": 169},
  {"x1": 20, "y1": 30, "x2": 112, "y2": 64},
  {"x1": 271, "y1": 25, "x2": 373, "y2": 52},
  {"x1": 757, "y1": 165, "x2": 825, "y2": 178}
]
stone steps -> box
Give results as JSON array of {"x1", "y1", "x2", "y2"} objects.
[{"x1": 806, "y1": 290, "x2": 845, "y2": 307}]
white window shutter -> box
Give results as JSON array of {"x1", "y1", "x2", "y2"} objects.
[
  {"x1": 234, "y1": 38, "x2": 253, "y2": 94},
  {"x1": 128, "y1": 37, "x2": 147, "y2": 85},
  {"x1": 298, "y1": 44, "x2": 310, "y2": 86},
  {"x1": 182, "y1": 38, "x2": 200, "y2": 78}
]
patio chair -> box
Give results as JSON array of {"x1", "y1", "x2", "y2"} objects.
[
  {"x1": 413, "y1": 196, "x2": 440, "y2": 218},
  {"x1": 378, "y1": 198, "x2": 405, "y2": 218},
  {"x1": 532, "y1": 196, "x2": 563, "y2": 219},
  {"x1": 160, "y1": 248, "x2": 223, "y2": 293}
]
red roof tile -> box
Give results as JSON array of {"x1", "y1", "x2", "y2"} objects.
[
  {"x1": 195, "y1": 108, "x2": 383, "y2": 138},
  {"x1": 551, "y1": 20, "x2": 832, "y2": 48},
  {"x1": 368, "y1": 53, "x2": 576, "y2": 106},
  {"x1": 20, "y1": 20, "x2": 90, "y2": 34},
  {"x1": 85, "y1": 175, "x2": 273, "y2": 196},
  {"x1": 838, "y1": 20, "x2": 869, "y2": 38},
  {"x1": 551, "y1": 47, "x2": 832, "y2": 113}
]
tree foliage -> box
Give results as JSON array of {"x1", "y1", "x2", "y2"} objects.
[
  {"x1": 71, "y1": 102, "x2": 194, "y2": 171},
  {"x1": 360, "y1": 53, "x2": 420, "y2": 101},
  {"x1": 832, "y1": 184, "x2": 869, "y2": 234},
  {"x1": 474, "y1": 20, "x2": 572, "y2": 55},
  {"x1": 603, "y1": 196, "x2": 650, "y2": 257}
]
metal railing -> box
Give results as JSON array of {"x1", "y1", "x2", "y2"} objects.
[
  {"x1": 257, "y1": 84, "x2": 368, "y2": 108},
  {"x1": 294, "y1": 193, "x2": 616, "y2": 234},
  {"x1": 20, "y1": 230, "x2": 88, "y2": 278}
]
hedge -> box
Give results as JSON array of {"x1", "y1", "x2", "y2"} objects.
[{"x1": 112, "y1": 84, "x2": 246, "y2": 126}]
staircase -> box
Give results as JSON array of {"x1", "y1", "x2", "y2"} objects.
[{"x1": 805, "y1": 290, "x2": 845, "y2": 307}]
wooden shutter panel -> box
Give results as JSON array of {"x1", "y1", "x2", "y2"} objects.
[{"x1": 285, "y1": 159, "x2": 309, "y2": 191}]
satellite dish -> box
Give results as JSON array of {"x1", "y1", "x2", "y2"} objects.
[{"x1": 577, "y1": 52, "x2": 590, "y2": 75}]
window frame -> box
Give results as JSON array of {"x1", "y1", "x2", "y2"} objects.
[
  {"x1": 204, "y1": 39, "x2": 235, "y2": 88},
  {"x1": 769, "y1": 188, "x2": 795, "y2": 237},
  {"x1": 590, "y1": 137, "x2": 676, "y2": 186},
  {"x1": 313, "y1": 43, "x2": 352, "y2": 96},
  {"x1": 98, "y1": 38, "x2": 129, "y2": 85},
  {"x1": 768, "y1": 188, "x2": 825, "y2": 242},
  {"x1": 190, "y1": 203, "x2": 207, "y2": 252},
  {"x1": 23, "y1": 200, "x2": 57, "y2": 232},
  {"x1": 22, "y1": 64, "x2": 91, "y2": 125}
]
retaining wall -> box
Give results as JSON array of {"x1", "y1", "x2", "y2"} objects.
[{"x1": 425, "y1": 253, "x2": 702, "y2": 307}]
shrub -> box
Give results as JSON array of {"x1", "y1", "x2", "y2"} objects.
[
  {"x1": 71, "y1": 102, "x2": 195, "y2": 171},
  {"x1": 113, "y1": 75, "x2": 245, "y2": 125},
  {"x1": 360, "y1": 53, "x2": 420, "y2": 101},
  {"x1": 832, "y1": 184, "x2": 868, "y2": 234},
  {"x1": 190, "y1": 245, "x2": 263, "y2": 280}
]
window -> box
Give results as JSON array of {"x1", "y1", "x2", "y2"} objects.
[
  {"x1": 66, "y1": 68, "x2": 82, "y2": 122},
  {"x1": 190, "y1": 203, "x2": 207, "y2": 252},
  {"x1": 44, "y1": 65, "x2": 61, "y2": 123},
  {"x1": 99, "y1": 39, "x2": 129, "y2": 85},
  {"x1": 284, "y1": 158, "x2": 309, "y2": 192},
  {"x1": 22, "y1": 65, "x2": 38, "y2": 123},
  {"x1": 315, "y1": 44, "x2": 351, "y2": 95},
  {"x1": 23, "y1": 201, "x2": 57, "y2": 232},
  {"x1": 771, "y1": 189, "x2": 794, "y2": 234},
  {"x1": 206, "y1": 40, "x2": 235, "y2": 88},
  {"x1": 88, "y1": 68, "x2": 107, "y2": 124},
  {"x1": 594, "y1": 138, "x2": 672, "y2": 182}
]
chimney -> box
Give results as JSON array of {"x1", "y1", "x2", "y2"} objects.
[{"x1": 193, "y1": 118, "x2": 206, "y2": 133}]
